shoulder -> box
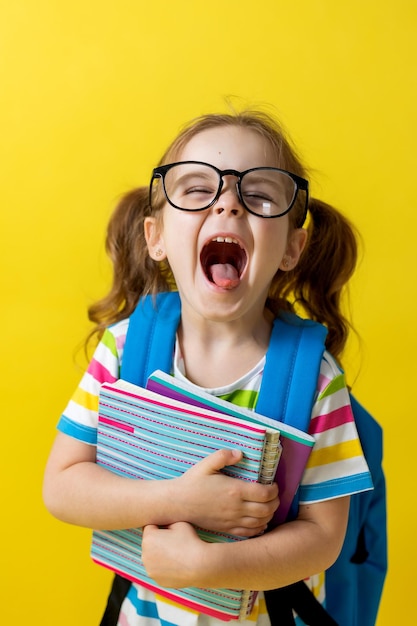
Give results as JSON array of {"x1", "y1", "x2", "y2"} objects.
[
  {"x1": 98, "y1": 318, "x2": 130, "y2": 361},
  {"x1": 57, "y1": 317, "x2": 131, "y2": 444},
  {"x1": 301, "y1": 352, "x2": 373, "y2": 501},
  {"x1": 310, "y1": 351, "x2": 353, "y2": 433},
  {"x1": 81, "y1": 318, "x2": 130, "y2": 386},
  {"x1": 105, "y1": 317, "x2": 130, "y2": 345},
  {"x1": 317, "y1": 351, "x2": 344, "y2": 394}
]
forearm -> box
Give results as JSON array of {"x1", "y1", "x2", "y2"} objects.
[
  {"x1": 199, "y1": 519, "x2": 338, "y2": 590},
  {"x1": 43, "y1": 461, "x2": 180, "y2": 530},
  {"x1": 43, "y1": 436, "x2": 278, "y2": 534},
  {"x1": 142, "y1": 497, "x2": 350, "y2": 591},
  {"x1": 43, "y1": 432, "x2": 183, "y2": 530}
]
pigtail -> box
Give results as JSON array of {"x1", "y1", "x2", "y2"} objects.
[
  {"x1": 86, "y1": 186, "x2": 173, "y2": 347},
  {"x1": 290, "y1": 198, "x2": 358, "y2": 361}
]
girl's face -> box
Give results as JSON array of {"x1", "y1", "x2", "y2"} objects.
[{"x1": 145, "y1": 126, "x2": 306, "y2": 326}]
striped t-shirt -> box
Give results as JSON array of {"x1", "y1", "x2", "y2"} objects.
[{"x1": 58, "y1": 317, "x2": 373, "y2": 626}]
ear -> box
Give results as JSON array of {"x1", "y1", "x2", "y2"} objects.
[
  {"x1": 144, "y1": 216, "x2": 167, "y2": 261},
  {"x1": 279, "y1": 228, "x2": 308, "y2": 271}
]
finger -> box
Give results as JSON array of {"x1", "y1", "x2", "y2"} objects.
[
  {"x1": 242, "y1": 481, "x2": 279, "y2": 503},
  {"x1": 196, "y1": 448, "x2": 243, "y2": 474},
  {"x1": 143, "y1": 524, "x2": 159, "y2": 536},
  {"x1": 242, "y1": 495, "x2": 280, "y2": 517},
  {"x1": 228, "y1": 522, "x2": 270, "y2": 537},
  {"x1": 239, "y1": 509, "x2": 276, "y2": 527}
]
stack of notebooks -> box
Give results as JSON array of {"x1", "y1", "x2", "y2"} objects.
[{"x1": 91, "y1": 370, "x2": 315, "y2": 621}]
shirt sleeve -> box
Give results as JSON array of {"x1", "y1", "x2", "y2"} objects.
[
  {"x1": 57, "y1": 320, "x2": 128, "y2": 445},
  {"x1": 298, "y1": 352, "x2": 373, "y2": 504}
]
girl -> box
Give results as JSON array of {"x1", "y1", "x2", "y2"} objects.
[{"x1": 43, "y1": 110, "x2": 373, "y2": 625}]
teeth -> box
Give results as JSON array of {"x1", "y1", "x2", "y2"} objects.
[{"x1": 212, "y1": 236, "x2": 239, "y2": 245}]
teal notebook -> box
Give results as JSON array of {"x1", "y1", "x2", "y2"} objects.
[{"x1": 91, "y1": 377, "x2": 284, "y2": 621}]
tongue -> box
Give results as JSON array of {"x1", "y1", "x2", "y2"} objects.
[{"x1": 209, "y1": 263, "x2": 240, "y2": 289}]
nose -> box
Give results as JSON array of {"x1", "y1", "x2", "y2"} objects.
[{"x1": 213, "y1": 176, "x2": 244, "y2": 216}]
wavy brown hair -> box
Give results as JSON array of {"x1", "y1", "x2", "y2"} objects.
[{"x1": 87, "y1": 111, "x2": 358, "y2": 362}]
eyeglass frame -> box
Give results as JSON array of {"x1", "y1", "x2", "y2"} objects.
[{"x1": 149, "y1": 160, "x2": 309, "y2": 225}]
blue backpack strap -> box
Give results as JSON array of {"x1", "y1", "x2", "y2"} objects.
[
  {"x1": 120, "y1": 292, "x2": 181, "y2": 386},
  {"x1": 256, "y1": 311, "x2": 328, "y2": 431},
  {"x1": 256, "y1": 312, "x2": 327, "y2": 522}
]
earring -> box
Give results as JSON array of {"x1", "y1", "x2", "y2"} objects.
[
  {"x1": 282, "y1": 256, "x2": 291, "y2": 269},
  {"x1": 155, "y1": 248, "x2": 164, "y2": 258}
]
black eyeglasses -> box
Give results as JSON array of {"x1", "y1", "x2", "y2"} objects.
[{"x1": 149, "y1": 161, "x2": 308, "y2": 223}]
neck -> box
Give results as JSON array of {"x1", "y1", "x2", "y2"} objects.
[{"x1": 177, "y1": 308, "x2": 273, "y2": 388}]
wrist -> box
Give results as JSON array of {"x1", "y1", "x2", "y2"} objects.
[
  {"x1": 136, "y1": 478, "x2": 182, "y2": 527},
  {"x1": 191, "y1": 540, "x2": 233, "y2": 589}
]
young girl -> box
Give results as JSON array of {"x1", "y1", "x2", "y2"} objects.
[{"x1": 43, "y1": 110, "x2": 373, "y2": 626}]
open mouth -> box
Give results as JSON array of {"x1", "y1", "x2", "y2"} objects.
[{"x1": 200, "y1": 236, "x2": 247, "y2": 290}]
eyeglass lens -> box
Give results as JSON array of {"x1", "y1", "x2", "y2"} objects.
[{"x1": 161, "y1": 163, "x2": 297, "y2": 217}]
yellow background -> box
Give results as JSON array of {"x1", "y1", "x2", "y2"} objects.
[{"x1": 1, "y1": 1, "x2": 416, "y2": 623}]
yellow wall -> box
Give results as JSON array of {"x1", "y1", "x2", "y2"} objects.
[{"x1": 1, "y1": 1, "x2": 415, "y2": 623}]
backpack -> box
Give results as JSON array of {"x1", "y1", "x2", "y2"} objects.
[{"x1": 119, "y1": 291, "x2": 387, "y2": 626}]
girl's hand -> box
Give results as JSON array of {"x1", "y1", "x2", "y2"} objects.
[
  {"x1": 142, "y1": 522, "x2": 207, "y2": 588},
  {"x1": 175, "y1": 449, "x2": 279, "y2": 537}
]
